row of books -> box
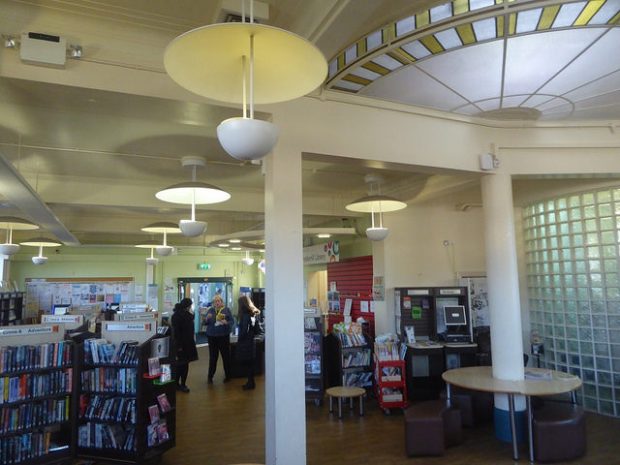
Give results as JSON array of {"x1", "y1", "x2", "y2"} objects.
[
  {"x1": 342, "y1": 349, "x2": 371, "y2": 368},
  {"x1": 81, "y1": 367, "x2": 137, "y2": 394},
  {"x1": 304, "y1": 355, "x2": 321, "y2": 375},
  {"x1": 337, "y1": 332, "x2": 367, "y2": 348},
  {"x1": 374, "y1": 342, "x2": 403, "y2": 361},
  {"x1": 0, "y1": 396, "x2": 71, "y2": 434},
  {"x1": 1, "y1": 369, "x2": 73, "y2": 404},
  {"x1": 304, "y1": 333, "x2": 321, "y2": 354},
  {"x1": 0, "y1": 342, "x2": 73, "y2": 374},
  {"x1": 78, "y1": 422, "x2": 136, "y2": 451},
  {"x1": 0, "y1": 431, "x2": 64, "y2": 464},
  {"x1": 379, "y1": 366, "x2": 402, "y2": 382},
  {"x1": 146, "y1": 419, "x2": 170, "y2": 447},
  {"x1": 379, "y1": 387, "x2": 404, "y2": 403},
  {"x1": 83, "y1": 339, "x2": 139, "y2": 365},
  {"x1": 304, "y1": 317, "x2": 319, "y2": 330},
  {"x1": 343, "y1": 371, "x2": 373, "y2": 387},
  {"x1": 80, "y1": 395, "x2": 136, "y2": 424}
]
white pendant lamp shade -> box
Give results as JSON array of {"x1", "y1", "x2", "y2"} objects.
[
  {"x1": 20, "y1": 237, "x2": 61, "y2": 265},
  {"x1": 345, "y1": 195, "x2": 407, "y2": 213},
  {"x1": 0, "y1": 217, "x2": 39, "y2": 256},
  {"x1": 242, "y1": 250, "x2": 254, "y2": 266},
  {"x1": 217, "y1": 117, "x2": 279, "y2": 161},
  {"x1": 164, "y1": 23, "x2": 327, "y2": 105},
  {"x1": 141, "y1": 222, "x2": 180, "y2": 257},
  {"x1": 366, "y1": 227, "x2": 389, "y2": 241},
  {"x1": 155, "y1": 181, "x2": 230, "y2": 205},
  {"x1": 179, "y1": 220, "x2": 207, "y2": 237},
  {"x1": 135, "y1": 242, "x2": 159, "y2": 265}
]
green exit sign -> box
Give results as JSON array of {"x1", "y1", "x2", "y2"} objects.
[{"x1": 197, "y1": 263, "x2": 211, "y2": 270}]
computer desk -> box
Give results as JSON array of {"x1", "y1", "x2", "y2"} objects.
[{"x1": 442, "y1": 366, "x2": 582, "y2": 462}]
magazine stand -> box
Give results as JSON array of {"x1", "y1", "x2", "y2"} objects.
[
  {"x1": 0, "y1": 324, "x2": 75, "y2": 465},
  {"x1": 304, "y1": 316, "x2": 323, "y2": 405}
]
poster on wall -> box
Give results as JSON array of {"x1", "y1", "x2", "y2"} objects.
[
  {"x1": 459, "y1": 275, "x2": 490, "y2": 327},
  {"x1": 303, "y1": 241, "x2": 339, "y2": 265},
  {"x1": 372, "y1": 275, "x2": 385, "y2": 301},
  {"x1": 163, "y1": 278, "x2": 176, "y2": 313}
]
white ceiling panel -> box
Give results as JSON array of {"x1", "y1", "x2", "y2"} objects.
[
  {"x1": 362, "y1": 66, "x2": 469, "y2": 110},
  {"x1": 516, "y1": 8, "x2": 543, "y2": 34},
  {"x1": 504, "y1": 28, "x2": 606, "y2": 96},
  {"x1": 536, "y1": 97, "x2": 573, "y2": 112},
  {"x1": 573, "y1": 89, "x2": 620, "y2": 110},
  {"x1": 539, "y1": 105, "x2": 574, "y2": 119},
  {"x1": 591, "y1": 0, "x2": 620, "y2": 24},
  {"x1": 416, "y1": 40, "x2": 504, "y2": 102},
  {"x1": 453, "y1": 104, "x2": 482, "y2": 115},
  {"x1": 521, "y1": 94, "x2": 556, "y2": 108},
  {"x1": 569, "y1": 102, "x2": 620, "y2": 120},
  {"x1": 563, "y1": 69, "x2": 620, "y2": 102},
  {"x1": 539, "y1": 28, "x2": 620, "y2": 97},
  {"x1": 552, "y1": 1, "x2": 588, "y2": 28},
  {"x1": 502, "y1": 95, "x2": 529, "y2": 108},
  {"x1": 475, "y1": 98, "x2": 501, "y2": 111}
]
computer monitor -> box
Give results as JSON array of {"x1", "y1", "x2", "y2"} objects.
[
  {"x1": 444, "y1": 305, "x2": 467, "y2": 326},
  {"x1": 52, "y1": 304, "x2": 71, "y2": 315}
]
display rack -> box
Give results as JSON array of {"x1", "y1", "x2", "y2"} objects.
[
  {"x1": 325, "y1": 332, "x2": 373, "y2": 389},
  {"x1": 304, "y1": 316, "x2": 323, "y2": 405},
  {"x1": 374, "y1": 357, "x2": 408, "y2": 414},
  {"x1": 0, "y1": 291, "x2": 24, "y2": 325},
  {"x1": 76, "y1": 321, "x2": 173, "y2": 464},
  {"x1": 0, "y1": 324, "x2": 75, "y2": 465}
]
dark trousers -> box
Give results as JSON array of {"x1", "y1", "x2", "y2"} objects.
[
  {"x1": 243, "y1": 359, "x2": 255, "y2": 387},
  {"x1": 175, "y1": 361, "x2": 189, "y2": 386},
  {"x1": 207, "y1": 335, "x2": 231, "y2": 380}
]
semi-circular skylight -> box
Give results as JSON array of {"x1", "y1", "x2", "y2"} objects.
[{"x1": 326, "y1": 0, "x2": 620, "y2": 121}]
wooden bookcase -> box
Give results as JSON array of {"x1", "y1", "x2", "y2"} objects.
[{"x1": 0, "y1": 324, "x2": 75, "y2": 465}]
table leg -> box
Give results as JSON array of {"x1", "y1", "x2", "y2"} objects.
[
  {"x1": 446, "y1": 383, "x2": 452, "y2": 408},
  {"x1": 527, "y1": 396, "x2": 534, "y2": 464},
  {"x1": 509, "y1": 394, "x2": 519, "y2": 461},
  {"x1": 571, "y1": 391, "x2": 577, "y2": 404},
  {"x1": 349, "y1": 397, "x2": 353, "y2": 409},
  {"x1": 338, "y1": 397, "x2": 342, "y2": 419},
  {"x1": 329, "y1": 395, "x2": 333, "y2": 413},
  {"x1": 359, "y1": 396, "x2": 364, "y2": 416}
]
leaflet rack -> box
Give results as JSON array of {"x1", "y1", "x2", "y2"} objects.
[{"x1": 304, "y1": 316, "x2": 323, "y2": 405}]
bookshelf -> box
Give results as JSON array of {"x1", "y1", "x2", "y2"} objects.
[
  {"x1": 373, "y1": 342, "x2": 408, "y2": 414},
  {"x1": 0, "y1": 324, "x2": 75, "y2": 465},
  {"x1": 0, "y1": 291, "x2": 24, "y2": 326},
  {"x1": 76, "y1": 322, "x2": 174, "y2": 464},
  {"x1": 325, "y1": 332, "x2": 373, "y2": 389},
  {"x1": 304, "y1": 316, "x2": 323, "y2": 405}
]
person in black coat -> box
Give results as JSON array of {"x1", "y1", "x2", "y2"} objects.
[
  {"x1": 236, "y1": 295, "x2": 261, "y2": 390},
  {"x1": 171, "y1": 297, "x2": 198, "y2": 393}
]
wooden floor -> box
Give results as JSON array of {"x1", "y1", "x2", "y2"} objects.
[{"x1": 160, "y1": 346, "x2": 620, "y2": 465}]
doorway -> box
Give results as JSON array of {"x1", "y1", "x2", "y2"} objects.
[{"x1": 177, "y1": 277, "x2": 234, "y2": 336}]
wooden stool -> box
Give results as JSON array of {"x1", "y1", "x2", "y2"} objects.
[{"x1": 326, "y1": 386, "x2": 366, "y2": 419}]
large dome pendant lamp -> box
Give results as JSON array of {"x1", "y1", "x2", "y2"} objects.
[
  {"x1": 19, "y1": 237, "x2": 62, "y2": 265},
  {"x1": 155, "y1": 156, "x2": 230, "y2": 237},
  {"x1": 0, "y1": 217, "x2": 39, "y2": 256},
  {"x1": 163, "y1": 0, "x2": 327, "y2": 161},
  {"x1": 345, "y1": 175, "x2": 407, "y2": 242}
]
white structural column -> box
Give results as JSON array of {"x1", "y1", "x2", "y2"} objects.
[
  {"x1": 372, "y1": 240, "x2": 390, "y2": 334},
  {"x1": 481, "y1": 172, "x2": 524, "y2": 380},
  {"x1": 264, "y1": 146, "x2": 306, "y2": 465}
]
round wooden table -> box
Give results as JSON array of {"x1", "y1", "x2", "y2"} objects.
[
  {"x1": 325, "y1": 386, "x2": 366, "y2": 419},
  {"x1": 442, "y1": 366, "x2": 582, "y2": 462}
]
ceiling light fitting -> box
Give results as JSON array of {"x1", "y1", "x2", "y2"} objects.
[
  {"x1": 141, "y1": 222, "x2": 181, "y2": 256},
  {"x1": 164, "y1": 0, "x2": 327, "y2": 161},
  {"x1": 135, "y1": 241, "x2": 160, "y2": 265},
  {"x1": 242, "y1": 250, "x2": 255, "y2": 266},
  {"x1": 20, "y1": 237, "x2": 61, "y2": 265},
  {"x1": 156, "y1": 156, "x2": 230, "y2": 237},
  {"x1": 0, "y1": 217, "x2": 39, "y2": 256},
  {"x1": 345, "y1": 175, "x2": 406, "y2": 242}
]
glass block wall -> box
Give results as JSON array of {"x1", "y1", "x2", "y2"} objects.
[{"x1": 524, "y1": 187, "x2": 620, "y2": 417}]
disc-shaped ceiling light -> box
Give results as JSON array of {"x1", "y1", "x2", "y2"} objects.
[
  {"x1": 20, "y1": 237, "x2": 61, "y2": 265},
  {"x1": 156, "y1": 157, "x2": 230, "y2": 237},
  {"x1": 0, "y1": 217, "x2": 39, "y2": 256},
  {"x1": 141, "y1": 222, "x2": 181, "y2": 256},
  {"x1": 164, "y1": 3, "x2": 327, "y2": 161},
  {"x1": 135, "y1": 240, "x2": 161, "y2": 265},
  {"x1": 242, "y1": 250, "x2": 255, "y2": 266},
  {"x1": 345, "y1": 175, "x2": 407, "y2": 241}
]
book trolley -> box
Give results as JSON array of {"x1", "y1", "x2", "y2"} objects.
[
  {"x1": 0, "y1": 324, "x2": 75, "y2": 465},
  {"x1": 374, "y1": 341, "x2": 408, "y2": 414}
]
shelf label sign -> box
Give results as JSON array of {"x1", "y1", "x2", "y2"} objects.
[
  {"x1": 408, "y1": 289, "x2": 429, "y2": 295},
  {"x1": 42, "y1": 315, "x2": 83, "y2": 324},
  {"x1": 105, "y1": 322, "x2": 152, "y2": 332},
  {"x1": 439, "y1": 289, "x2": 462, "y2": 295},
  {"x1": 0, "y1": 325, "x2": 58, "y2": 336},
  {"x1": 118, "y1": 312, "x2": 156, "y2": 321}
]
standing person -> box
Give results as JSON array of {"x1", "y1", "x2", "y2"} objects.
[
  {"x1": 236, "y1": 295, "x2": 261, "y2": 390},
  {"x1": 171, "y1": 297, "x2": 198, "y2": 393},
  {"x1": 204, "y1": 294, "x2": 233, "y2": 383}
]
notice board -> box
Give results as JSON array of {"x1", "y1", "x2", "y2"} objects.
[{"x1": 25, "y1": 277, "x2": 135, "y2": 314}]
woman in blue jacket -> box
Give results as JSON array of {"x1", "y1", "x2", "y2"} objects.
[{"x1": 204, "y1": 294, "x2": 233, "y2": 383}]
